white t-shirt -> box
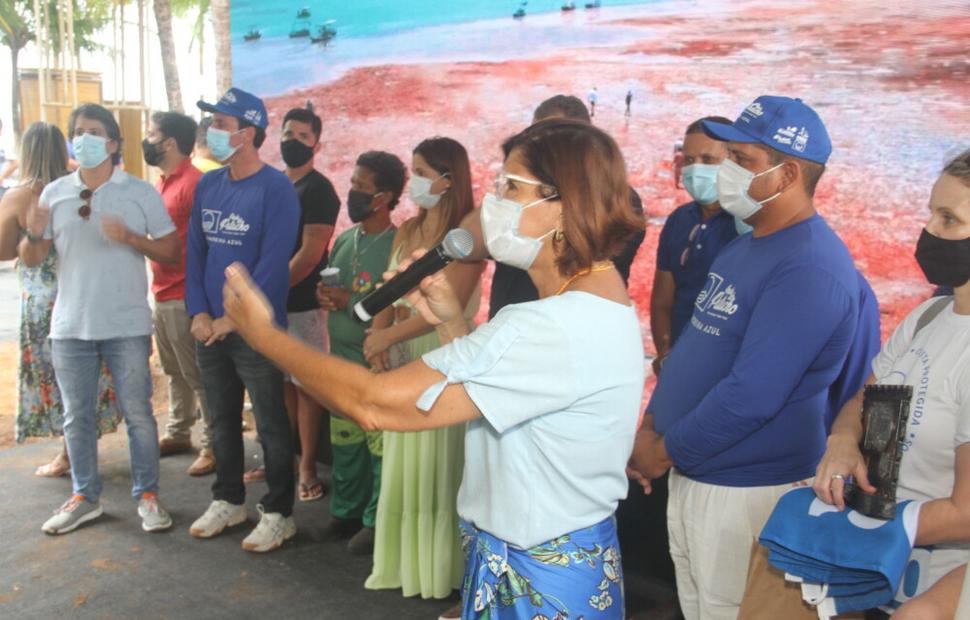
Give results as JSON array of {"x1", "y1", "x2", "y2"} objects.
[
  {"x1": 41, "y1": 168, "x2": 174, "y2": 340},
  {"x1": 871, "y1": 296, "x2": 970, "y2": 603},
  {"x1": 420, "y1": 292, "x2": 645, "y2": 549}
]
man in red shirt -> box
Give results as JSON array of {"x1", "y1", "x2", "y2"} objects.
[{"x1": 144, "y1": 111, "x2": 215, "y2": 475}]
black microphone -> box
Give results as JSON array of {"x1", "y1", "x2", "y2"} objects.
[{"x1": 352, "y1": 228, "x2": 474, "y2": 322}]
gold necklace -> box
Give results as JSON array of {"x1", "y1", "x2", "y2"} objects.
[{"x1": 556, "y1": 262, "x2": 614, "y2": 295}]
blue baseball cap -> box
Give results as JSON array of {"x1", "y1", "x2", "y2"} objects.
[
  {"x1": 702, "y1": 96, "x2": 832, "y2": 164},
  {"x1": 197, "y1": 87, "x2": 268, "y2": 129}
]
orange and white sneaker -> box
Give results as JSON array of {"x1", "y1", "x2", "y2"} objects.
[
  {"x1": 137, "y1": 492, "x2": 173, "y2": 532},
  {"x1": 41, "y1": 495, "x2": 103, "y2": 535}
]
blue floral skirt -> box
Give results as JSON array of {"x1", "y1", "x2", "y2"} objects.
[{"x1": 459, "y1": 517, "x2": 624, "y2": 619}]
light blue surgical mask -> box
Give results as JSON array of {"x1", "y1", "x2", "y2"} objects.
[
  {"x1": 681, "y1": 163, "x2": 719, "y2": 205},
  {"x1": 735, "y1": 217, "x2": 754, "y2": 235},
  {"x1": 207, "y1": 127, "x2": 242, "y2": 162},
  {"x1": 72, "y1": 134, "x2": 110, "y2": 169}
]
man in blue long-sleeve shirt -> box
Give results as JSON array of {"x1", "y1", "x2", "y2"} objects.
[
  {"x1": 628, "y1": 96, "x2": 861, "y2": 620},
  {"x1": 184, "y1": 88, "x2": 300, "y2": 553}
]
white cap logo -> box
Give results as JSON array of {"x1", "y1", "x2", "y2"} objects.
[
  {"x1": 745, "y1": 102, "x2": 765, "y2": 117},
  {"x1": 772, "y1": 125, "x2": 798, "y2": 146},
  {"x1": 222, "y1": 91, "x2": 237, "y2": 104}
]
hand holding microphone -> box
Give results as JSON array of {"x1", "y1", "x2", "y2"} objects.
[
  {"x1": 353, "y1": 228, "x2": 473, "y2": 322},
  {"x1": 385, "y1": 252, "x2": 462, "y2": 327}
]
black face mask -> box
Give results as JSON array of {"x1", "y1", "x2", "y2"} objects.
[
  {"x1": 280, "y1": 139, "x2": 314, "y2": 168},
  {"x1": 915, "y1": 228, "x2": 970, "y2": 287},
  {"x1": 141, "y1": 138, "x2": 164, "y2": 167},
  {"x1": 347, "y1": 189, "x2": 378, "y2": 223}
]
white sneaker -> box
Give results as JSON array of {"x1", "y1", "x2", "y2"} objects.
[
  {"x1": 137, "y1": 493, "x2": 173, "y2": 532},
  {"x1": 189, "y1": 500, "x2": 247, "y2": 538},
  {"x1": 241, "y1": 505, "x2": 296, "y2": 552}
]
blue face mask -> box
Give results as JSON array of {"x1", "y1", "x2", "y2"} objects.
[
  {"x1": 735, "y1": 217, "x2": 754, "y2": 235},
  {"x1": 207, "y1": 127, "x2": 242, "y2": 162},
  {"x1": 72, "y1": 134, "x2": 110, "y2": 169},
  {"x1": 681, "y1": 163, "x2": 719, "y2": 205}
]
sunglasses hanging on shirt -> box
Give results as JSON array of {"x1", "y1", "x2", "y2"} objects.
[{"x1": 78, "y1": 189, "x2": 93, "y2": 220}]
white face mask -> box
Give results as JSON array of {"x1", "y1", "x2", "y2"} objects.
[
  {"x1": 716, "y1": 159, "x2": 784, "y2": 221},
  {"x1": 480, "y1": 192, "x2": 556, "y2": 270},
  {"x1": 409, "y1": 173, "x2": 446, "y2": 209}
]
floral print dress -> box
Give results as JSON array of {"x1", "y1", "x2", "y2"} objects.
[{"x1": 15, "y1": 247, "x2": 120, "y2": 442}]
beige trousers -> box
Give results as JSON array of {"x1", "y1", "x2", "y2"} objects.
[{"x1": 154, "y1": 300, "x2": 211, "y2": 448}]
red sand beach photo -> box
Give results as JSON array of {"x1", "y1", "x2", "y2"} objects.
[{"x1": 232, "y1": 0, "x2": 969, "y2": 354}]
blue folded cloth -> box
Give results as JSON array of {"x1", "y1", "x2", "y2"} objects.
[{"x1": 758, "y1": 487, "x2": 921, "y2": 615}]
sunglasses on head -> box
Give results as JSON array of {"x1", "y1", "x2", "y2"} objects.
[{"x1": 78, "y1": 189, "x2": 92, "y2": 220}]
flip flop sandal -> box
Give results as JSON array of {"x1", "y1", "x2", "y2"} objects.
[
  {"x1": 243, "y1": 466, "x2": 266, "y2": 483},
  {"x1": 299, "y1": 480, "x2": 326, "y2": 502},
  {"x1": 35, "y1": 458, "x2": 71, "y2": 478}
]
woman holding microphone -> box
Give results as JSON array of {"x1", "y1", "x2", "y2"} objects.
[{"x1": 221, "y1": 119, "x2": 645, "y2": 619}]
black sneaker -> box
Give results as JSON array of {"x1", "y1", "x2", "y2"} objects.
[
  {"x1": 318, "y1": 516, "x2": 361, "y2": 542},
  {"x1": 347, "y1": 526, "x2": 375, "y2": 556}
]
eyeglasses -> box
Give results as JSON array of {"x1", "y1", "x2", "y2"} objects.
[
  {"x1": 493, "y1": 172, "x2": 557, "y2": 201},
  {"x1": 78, "y1": 189, "x2": 92, "y2": 220},
  {"x1": 679, "y1": 223, "x2": 702, "y2": 267}
]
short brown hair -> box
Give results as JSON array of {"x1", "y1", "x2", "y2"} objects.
[
  {"x1": 686, "y1": 116, "x2": 731, "y2": 135},
  {"x1": 502, "y1": 119, "x2": 644, "y2": 276},
  {"x1": 943, "y1": 149, "x2": 970, "y2": 187}
]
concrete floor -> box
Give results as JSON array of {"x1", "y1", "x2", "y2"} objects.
[{"x1": 0, "y1": 432, "x2": 455, "y2": 620}]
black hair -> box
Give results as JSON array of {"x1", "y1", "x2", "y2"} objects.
[
  {"x1": 533, "y1": 95, "x2": 591, "y2": 124},
  {"x1": 282, "y1": 107, "x2": 322, "y2": 142},
  {"x1": 68, "y1": 103, "x2": 123, "y2": 166},
  {"x1": 356, "y1": 151, "x2": 407, "y2": 210},
  {"x1": 686, "y1": 115, "x2": 732, "y2": 135},
  {"x1": 151, "y1": 111, "x2": 198, "y2": 156}
]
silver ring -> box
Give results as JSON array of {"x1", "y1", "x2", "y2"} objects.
[{"x1": 831, "y1": 474, "x2": 846, "y2": 482}]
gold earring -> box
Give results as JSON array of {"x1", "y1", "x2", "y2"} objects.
[{"x1": 554, "y1": 228, "x2": 565, "y2": 242}]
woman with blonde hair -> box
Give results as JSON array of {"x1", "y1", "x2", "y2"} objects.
[
  {"x1": 0, "y1": 122, "x2": 118, "y2": 476},
  {"x1": 362, "y1": 137, "x2": 483, "y2": 602}
]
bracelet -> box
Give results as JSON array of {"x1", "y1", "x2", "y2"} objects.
[{"x1": 25, "y1": 230, "x2": 44, "y2": 243}]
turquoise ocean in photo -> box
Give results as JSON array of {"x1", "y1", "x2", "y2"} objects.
[{"x1": 231, "y1": 0, "x2": 663, "y2": 95}]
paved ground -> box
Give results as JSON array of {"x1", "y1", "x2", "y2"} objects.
[{"x1": 0, "y1": 431, "x2": 456, "y2": 620}]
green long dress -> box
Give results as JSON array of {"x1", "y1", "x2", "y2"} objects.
[{"x1": 365, "y1": 249, "x2": 479, "y2": 599}]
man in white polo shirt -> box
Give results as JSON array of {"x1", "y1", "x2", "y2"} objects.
[{"x1": 20, "y1": 103, "x2": 180, "y2": 535}]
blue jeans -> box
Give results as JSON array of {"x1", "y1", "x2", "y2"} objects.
[
  {"x1": 51, "y1": 336, "x2": 158, "y2": 502},
  {"x1": 196, "y1": 334, "x2": 294, "y2": 516}
]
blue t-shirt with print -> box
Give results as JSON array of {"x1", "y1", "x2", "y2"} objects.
[
  {"x1": 649, "y1": 215, "x2": 859, "y2": 487},
  {"x1": 186, "y1": 165, "x2": 299, "y2": 328},
  {"x1": 656, "y1": 201, "x2": 738, "y2": 343}
]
